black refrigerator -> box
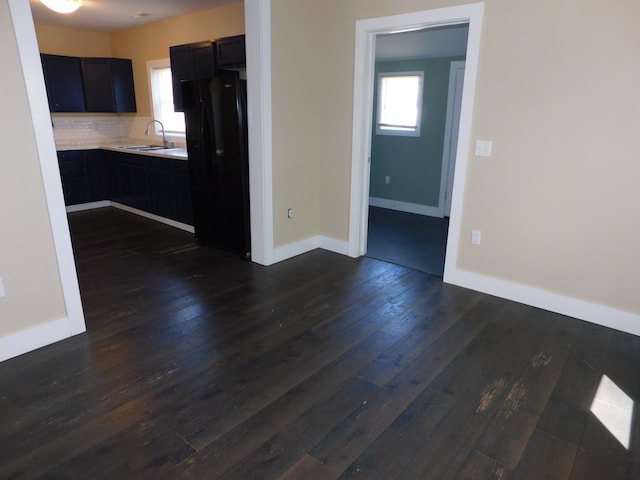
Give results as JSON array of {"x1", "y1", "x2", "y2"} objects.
[{"x1": 182, "y1": 77, "x2": 251, "y2": 259}]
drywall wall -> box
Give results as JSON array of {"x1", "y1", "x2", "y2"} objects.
[
  {"x1": 269, "y1": 0, "x2": 640, "y2": 318},
  {"x1": 35, "y1": 23, "x2": 112, "y2": 57},
  {"x1": 34, "y1": 2, "x2": 245, "y2": 118},
  {"x1": 270, "y1": 0, "x2": 324, "y2": 247},
  {"x1": 370, "y1": 57, "x2": 462, "y2": 209},
  {"x1": 110, "y1": 2, "x2": 245, "y2": 117},
  {"x1": 0, "y1": 0, "x2": 68, "y2": 341}
]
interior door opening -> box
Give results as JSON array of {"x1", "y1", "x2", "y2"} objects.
[
  {"x1": 364, "y1": 25, "x2": 468, "y2": 276},
  {"x1": 348, "y1": 3, "x2": 485, "y2": 284}
]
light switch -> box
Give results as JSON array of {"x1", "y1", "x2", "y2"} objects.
[
  {"x1": 475, "y1": 140, "x2": 493, "y2": 157},
  {"x1": 0, "y1": 277, "x2": 5, "y2": 298}
]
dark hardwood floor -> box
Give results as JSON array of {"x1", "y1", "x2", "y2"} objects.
[{"x1": 1, "y1": 207, "x2": 639, "y2": 479}]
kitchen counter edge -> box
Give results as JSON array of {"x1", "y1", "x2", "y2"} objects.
[{"x1": 56, "y1": 144, "x2": 188, "y2": 160}]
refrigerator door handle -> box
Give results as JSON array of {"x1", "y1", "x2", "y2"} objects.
[{"x1": 198, "y1": 101, "x2": 206, "y2": 149}]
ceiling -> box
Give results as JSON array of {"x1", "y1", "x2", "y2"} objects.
[
  {"x1": 376, "y1": 24, "x2": 469, "y2": 61},
  {"x1": 29, "y1": 0, "x2": 240, "y2": 32},
  {"x1": 29, "y1": 1, "x2": 468, "y2": 57}
]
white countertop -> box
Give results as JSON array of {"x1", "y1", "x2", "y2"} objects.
[
  {"x1": 57, "y1": 143, "x2": 188, "y2": 160},
  {"x1": 100, "y1": 144, "x2": 188, "y2": 160}
]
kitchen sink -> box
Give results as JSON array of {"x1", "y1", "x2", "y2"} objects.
[{"x1": 121, "y1": 145, "x2": 168, "y2": 151}]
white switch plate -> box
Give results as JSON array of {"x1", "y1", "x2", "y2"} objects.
[
  {"x1": 475, "y1": 140, "x2": 493, "y2": 157},
  {"x1": 0, "y1": 277, "x2": 5, "y2": 298},
  {"x1": 471, "y1": 230, "x2": 482, "y2": 245},
  {"x1": 385, "y1": 176, "x2": 391, "y2": 184}
]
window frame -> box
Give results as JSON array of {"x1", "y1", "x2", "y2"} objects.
[
  {"x1": 375, "y1": 70, "x2": 424, "y2": 137},
  {"x1": 146, "y1": 58, "x2": 185, "y2": 138}
]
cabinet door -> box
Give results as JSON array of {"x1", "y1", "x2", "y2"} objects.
[
  {"x1": 169, "y1": 45, "x2": 193, "y2": 112},
  {"x1": 173, "y1": 160, "x2": 193, "y2": 225},
  {"x1": 148, "y1": 157, "x2": 177, "y2": 219},
  {"x1": 216, "y1": 35, "x2": 246, "y2": 69},
  {"x1": 191, "y1": 42, "x2": 216, "y2": 79},
  {"x1": 58, "y1": 151, "x2": 88, "y2": 205},
  {"x1": 84, "y1": 149, "x2": 108, "y2": 201},
  {"x1": 42, "y1": 55, "x2": 85, "y2": 112},
  {"x1": 110, "y1": 59, "x2": 137, "y2": 113},
  {"x1": 82, "y1": 59, "x2": 115, "y2": 112},
  {"x1": 115, "y1": 153, "x2": 150, "y2": 211}
]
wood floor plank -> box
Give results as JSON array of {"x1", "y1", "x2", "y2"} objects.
[
  {"x1": 164, "y1": 331, "x2": 397, "y2": 478},
  {"x1": 278, "y1": 454, "x2": 335, "y2": 480},
  {"x1": 1, "y1": 208, "x2": 638, "y2": 479},
  {"x1": 309, "y1": 296, "x2": 501, "y2": 476},
  {"x1": 510, "y1": 429, "x2": 577, "y2": 480}
]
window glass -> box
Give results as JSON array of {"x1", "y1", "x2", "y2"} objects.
[
  {"x1": 148, "y1": 60, "x2": 185, "y2": 135},
  {"x1": 376, "y1": 72, "x2": 424, "y2": 137}
]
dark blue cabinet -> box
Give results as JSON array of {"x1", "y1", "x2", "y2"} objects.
[
  {"x1": 41, "y1": 55, "x2": 86, "y2": 112},
  {"x1": 59, "y1": 150, "x2": 193, "y2": 226},
  {"x1": 58, "y1": 151, "x2": 88, "y2": 205},
  {"x1": 216, "y1": 35, "x2": 246, "y2": 70},
  {"x1": 148, "y1": 157, "x2": 177, "y2": 219},
  {"x1": 113, "y1": 152, "x2": 150, "y2": 211},
  {"x1": 169, "y1": 41, "x2": 216, "y2": 112},
  {"x1": 84, "y1": 149, "x2": 109, "y2": 201},
  {"x1": 42, "y1": 55, "x2": 136, "y2": 113},
  {"x1": 173, "y1": 160, "x2": 194, "y2": 225},
  {"x1": 58, "y1": 149, "x2": 110, "y2": 205},
  {"x1": 82, "y1": 58, "x2": 136, "y2": 113}
]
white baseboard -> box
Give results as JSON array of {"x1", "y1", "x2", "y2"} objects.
[
  {"x1": 0, "y1": 317, "x2": 77, "y2": 362},
  {"x1": 66, "y1": 201, "x2": 195, "y2": 233},
  {"x1": 65, "y1": 200, "x2": 110, "y2": 213},
  {"x1": 111, "y1": 203, "x2": 195, "y2": 233},
  {"x1": 318, "y1": 236, "x2": 350, "y2": 256},
  {"x1": 271, "y1": 235, "x2": 349, "y2": 264},
  {"x1": 444, "y1": 268, "x2": 640, "y2": 337},
  {"x1": 369, "y1": 197, "x2": 443, "y2": 218}
]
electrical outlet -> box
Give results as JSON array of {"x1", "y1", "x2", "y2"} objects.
[
  {"x1": 475, "y1": 140, "x2": 493, "y2": 157},
  {"x1": 0, "y1": 277, "x2": 5, "y2": 298},
  {"x1": 385, "y1": 176, "x2": 391, "y2": 184},
  {"x1": 471, "y1": 230, "x2": 482, "y2": 245}
]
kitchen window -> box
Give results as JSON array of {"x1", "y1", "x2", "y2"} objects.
[
  {"x1": 147, "y1": 59, "x2": 185, "y2": 136},
  {"x1": 376, "y1": 71, "x2": 424, "y2": 137}
]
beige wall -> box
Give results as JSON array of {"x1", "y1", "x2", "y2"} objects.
[
  {"x1": 270, "y1": 0, "x2": 324, "y2": 246},
  {"x1": 110, "y1": 2, "x2": 245, "y2": 117},
  {"x1": 270, "y1": 0, "x2": 640, "y2": 316},
  {"x1": 35, "y1": 23, "x2": 112, "y2": 56},
  {"x1": 0, "y1": 0, "x2": 67, "y2": 337},
  {"x1": 34, "y1": 1, "x2": 245, "y2": 117}
]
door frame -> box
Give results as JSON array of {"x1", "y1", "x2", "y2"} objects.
[
  {"x1": 440, "y1": 60, "x2": 466, "y2": 217},
  {"x1": 347, "y1": 2, "x2": 485, "y2": 283}
]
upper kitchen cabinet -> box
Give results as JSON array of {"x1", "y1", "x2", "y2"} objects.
[
  {"x1": 41, "y1": 54, "x2": 86, "y2": 112},
  {"x1": 169, "y1": 41, "x2": 216, "y2": 112},
  {"x1": 81, "y1": 58, "x2": 137, "y2": 113},
  {"x1": 216, "y1": 35, "x2": 246, "y2": 70}
]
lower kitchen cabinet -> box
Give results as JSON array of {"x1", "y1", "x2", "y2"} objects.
[
  {"x1": 113, "y1": 152, "x2": 151, "y2": 212},
  {"x1": 84, "y1": 149, "x2": 109, "y2": 201},
  {"x1": 58, "y1": 149, "x2": 110, "y2": 205},
  {"x1": 60, "y1": 149, "x2": 193, "y2": 226},
  {"x1": 148, "y1": 157, "x2": 177, "y2": 219},
  {"x1": 173, "y1": 160, "x2": 194, "y2": 225}
]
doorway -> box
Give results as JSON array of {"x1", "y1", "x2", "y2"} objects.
[
  {"x1": 348, "y1": 3, "x2": 485, "y2": 284},
  {"x1": 364, "y1": 27, "x2": 467, "y2": 276}
]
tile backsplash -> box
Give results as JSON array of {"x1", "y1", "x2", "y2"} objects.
[{"x1": 51, "y1": 115, "x2": 186, "y2": 149}]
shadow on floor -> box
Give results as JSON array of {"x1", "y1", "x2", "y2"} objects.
[{"x1": 366, "y1": 206, "x2": 449, "y2": 276}]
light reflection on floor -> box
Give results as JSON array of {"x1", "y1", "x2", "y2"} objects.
[{"x1": 590, "y1": 375, "x2": 634, "y2": 450}]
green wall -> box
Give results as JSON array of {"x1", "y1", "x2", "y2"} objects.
[{"x1": 370, "y1": 57, "x2": 464, "y2": 208}]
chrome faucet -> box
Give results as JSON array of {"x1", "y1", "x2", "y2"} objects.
[{"x1": 145, "y1": 119, "x2": 173, "y2": 148}]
